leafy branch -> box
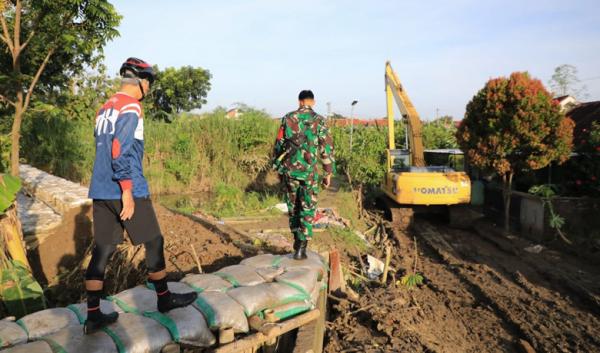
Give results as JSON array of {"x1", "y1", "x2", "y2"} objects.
[
  {"x1": 529, "y1": 184, "x2": 572, "y2": 244},
  {"x1": 398, "y1": 236, "x2": 423, "y2": 289}
]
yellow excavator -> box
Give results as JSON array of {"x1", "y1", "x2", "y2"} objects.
[{"x1": 382, "y1": 61, "x2": 471, "y2": 229}]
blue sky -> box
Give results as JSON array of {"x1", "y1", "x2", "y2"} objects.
[{"x1": 103, "y1": 0, "x2": 600, "y2": 119}]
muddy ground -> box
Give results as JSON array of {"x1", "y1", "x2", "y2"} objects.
[
  {"x1": 37, "y1": 199, "x2": 600, "y2": 353},
  {"x1": 324, "y1": 217, "x2": 600, "y2": 353}
]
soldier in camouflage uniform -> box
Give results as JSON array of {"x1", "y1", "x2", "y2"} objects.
[{"x1": 273, "y1": 90, "x2": 335, "y2": 260}]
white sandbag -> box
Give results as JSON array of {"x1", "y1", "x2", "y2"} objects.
[
  {"x1": 270, "y1": 302, "x2": 313, "y2": 320},
  {"x1": 310, "y1": 280, "x2": 327, "y2": 307},
  {"x1": 240, "y1": 254, "x2": 283, "y2": 269},
  {"x1": 105, "y1": 313, "x2": 172, "y2": 353},
  {"x1": 280, "y1": 251, "x2": 327, "y2": 280},
  {"x1": 44, "y1": 325, "x2": 117, "y2": 353},
  {"x1": 226, "y1": 284, "x2": 278, "y2": 317},
  {"x1": 213, "y1": 265, "x2": 265, "y2": 287},
  {"x1": 0, "y1": 341, "x2": 53, "y2": 353},
  {"x1": 17, "y1": 307, "x2": 80, "y2": 340},
  {"x1": 193, "y1": 291, "x2": 249, "y2": 333},
  {"x1": 255, "y1": 265, "x2": 284, "y2": 282},
  {"x1": 67, "y1": 299, "x2": 121, "y2": 322},
  {"x1": 0, "y1": 320, "x2": 28, "y2": 348},
  {"x1": 227, "y1": 282, "x2": 310, "y2": 317},
  {"x1": 275, "y1": 268, "x2": 319, "y2": 298},
  {"x1": 164, "y1": 281, "x2": 195, "y2": 294},
  {"x1": 144, "y1": 281, "x2": 195, "y2": 295},
  {"x1": 180, "y1": 274, "x2": 233, "y2": 293},
  {"x1": 109, "y1": 286, "x2": 157, "y2": 314},
  {"x1": 162, "y1": 307, "x2": 216, "y2": 347}
]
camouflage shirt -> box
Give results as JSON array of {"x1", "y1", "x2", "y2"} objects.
[{"x1": 273, "y1": 106, "x2": 335, "y2": 180}]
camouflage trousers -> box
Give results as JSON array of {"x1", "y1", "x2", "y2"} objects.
[{"x1": 283, "y1": 175, "x2": 319, "y2": 241}]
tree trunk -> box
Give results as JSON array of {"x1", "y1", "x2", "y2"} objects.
[
  {"x1": 10, "y1": 94, "x2": 23, "y2": 177},
  {"x1": 502, "y1": 172, "x2": 514, "y2": 233}
]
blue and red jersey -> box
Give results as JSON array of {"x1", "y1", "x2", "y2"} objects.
[{"x1": 88, "y1": 92, "x2": 149, "y2": 200}]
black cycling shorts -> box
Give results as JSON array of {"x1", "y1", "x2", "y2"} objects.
[{"x1": 92, "y1": 197, "x2": 161, "y2": 246}]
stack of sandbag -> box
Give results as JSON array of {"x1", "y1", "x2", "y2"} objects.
[{"x1": 0, "y1": 251, "x2": 327, "y2": 352}]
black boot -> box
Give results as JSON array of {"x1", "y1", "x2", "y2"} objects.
[
  {"x1": 84, "y1": 311, "x2": 119, "y2": 334},
  {"x1": 293, "y1": 236, "x2": 301, "y2": 253},
  {"x1": 293, "y1": 240, "x2": 308, "y2": 260},
  {"x1": 158, "y1": 291, "x2": 198, "y2": 313}
]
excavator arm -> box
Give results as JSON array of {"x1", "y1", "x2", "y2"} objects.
[{"x1": 385, "y1": 61, "x2": 425, "y2": 167}]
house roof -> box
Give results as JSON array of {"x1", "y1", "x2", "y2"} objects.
[
  {"x1": 554, "y1": 95, "x2": 573, "y2": 102},
  {"x1": 566, "y1": 101, "x2": 600, "y2": 143},
  {"x1": 330, "y1": 118, "x2": 387, "y2": 127}
]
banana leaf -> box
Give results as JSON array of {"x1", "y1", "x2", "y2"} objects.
[
  {"x1": 0, "y1": 260, "x2": 46, "y2": 318},
  {"x1": 0, "y1": 174, "x2": 21, "y2": 215}
]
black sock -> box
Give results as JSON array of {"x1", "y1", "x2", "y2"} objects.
[
  {"x1": 150, "y1": 277, "x2": 170, "y2": 301},
  {"x1": 87, "y1": 289, "x2": 103, "y2": 321}
]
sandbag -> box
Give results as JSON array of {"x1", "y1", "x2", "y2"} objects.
[
  {"x1": 240, "y1": 254, "x2": 283, "y2": 269},
  {"x1": 213, "y1": 265, "x2": 265, "y2": 287},
  {"x1": 43, "y1": 325, "x2": 117, "y2": 353},
  {"x1": 310, "y1": 280, "x2": 327, "y2": 307},
  {"x1": 144, "y1": 281, "x2": 195, "y2": 295},
  {"x1": 227, "y1": 282, "x2": 310, "y2": 317},
  {"x1": 275, "y1": 268, "x2": 319, "y2": 298},
  {"x1": 0, "y1": 341, "x2": 52, "y2": 353},
  {"x1": 255, "y1": 266, "x2": 284, "y2": 282},
  {"x1": 16, "y1": 307, "x2": 80, "y2": 340},
  {"x1": 109, "y1": 286, "x2": 157, "y2": 314},
  {"x1": 180, "y1": 274, "x2": 233, "y2": 293},
  {"x1": 193, "y1": 291, "x2": 249, "y2": 333},
  {"x1": 67, "y1": 299, "x2": 121, "y2": 322},
  {"x1": 280, "y1": 251, "x2": 327, "y2": 280},
  {"x1": 104, "y1": 313, "x2": 172, "y2": 353},
  {"x1": 162, "y1": 307, "x2": 216, "y2": 347},
  {"x1": 270, "y1": 302, "x2": 312, "y2": 320},
  {"x1": 0, "y1": 320, "x2": 28, "y2": 348}
]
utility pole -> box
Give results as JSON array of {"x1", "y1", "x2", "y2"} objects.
[
  {"x1": 350, "y1": 100, "x2": 358, "y2": 152},
  {"x1": 435, "y1": 108, "x2": 439, "y2": 120}
]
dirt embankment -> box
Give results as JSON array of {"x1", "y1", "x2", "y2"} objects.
[
  {"x1": 46, "y1": 204, "x2": 257, "y2": 307},
  {"x1": 325, "y1": 218, "x2": 600, "y2": 353}
]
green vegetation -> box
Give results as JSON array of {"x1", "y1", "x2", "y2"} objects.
[
  {"x1": 329, "y1": 227, "x2": 368, "y2": 252},
  {"x1": 0, "y1": 175, "x2": 46, "y2": 317},
  {"x1": 398, "y1": 237, "x2": 423, "y2": 290},
  {"x1": 0, "y1": 0, "x2": 121, "y2": 175},
  {"x1": 203, "y1": 183, "x2": 281, "y2": 218},
  {"x1": 528, "y1": 184, "x2": 571, "y2": 244},
  {"x1": 0, "y1": 174, "x2": 20, "y2": 215},
  {"x1": 149, "y1": 66, "x2": 212, "y2": 122}
]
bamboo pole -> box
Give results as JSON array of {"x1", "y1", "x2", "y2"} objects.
[
  {"x1": 190, "y1": 244, "x2": 203, "y2": 273},
  {"x1": 381, "y1": 246, "x2": 392, "y2": 285}
]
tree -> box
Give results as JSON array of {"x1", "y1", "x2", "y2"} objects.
[
  {"x1": 0, "y1": 0, "x2": 121, "y2": 176},
  {"x1": 457, "y1": 72, "x2": 574, "y2": 231},
  {"x1": 548, "y1": 64, "x2": 588, "y2": 99},
  {"x1": 422, "y1": 116, "x2": 458, "y2": 149},
  {"x1": 149, "y1": 65, "x2": 211, "y2": 121}
]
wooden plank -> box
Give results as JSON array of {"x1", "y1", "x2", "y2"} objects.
[{"x1": 328, "y1": 249, "x2": 343, "y2": 293}]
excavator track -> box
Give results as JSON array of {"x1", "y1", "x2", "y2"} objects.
[{"x1": 382, "y1": 196, "x2": 414, "y2": 231}]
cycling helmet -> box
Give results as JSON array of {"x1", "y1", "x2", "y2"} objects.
[
  {"x1": 120, "y1": 57, "x2": 155, "y2": 83},
  {"x1": 119, "y1": 57, "x2": 155, "y2": 100}
]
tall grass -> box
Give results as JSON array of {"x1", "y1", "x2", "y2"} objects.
[{"x1": 21, "y1": 106, "x2": 279, "y2": 194}]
